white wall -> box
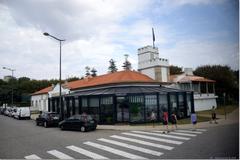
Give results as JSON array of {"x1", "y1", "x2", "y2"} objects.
[
  {"x1": 194, "y1": 94, "x2": 218, "y2": 111},
  {"x1": 31, "y1": 94, "x2": 49, "y2": 112},
  {"x1": 141, "y1": 68, "x2": 155, "y2": 80},
  {"x1": 161, "y1": 67, "x2": 168, "y2": 82}
]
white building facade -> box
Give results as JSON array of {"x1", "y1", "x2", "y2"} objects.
[
  {"x1": 138, "y1": 46, "x2": 170, "y2": 82},
  {"x1": 170, "y1": 68, "x2": 218, "y2": 111}
]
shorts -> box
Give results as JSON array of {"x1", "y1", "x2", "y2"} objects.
[
  {"x1": 192, "y1": 121, "x2": 197, "y2": 124},
  {"x1": 163, "y1": 120, "x2": 168, "y2": 125},
  {"x1": 171, "y1": 120, "x2": 177, "y2": 125}
]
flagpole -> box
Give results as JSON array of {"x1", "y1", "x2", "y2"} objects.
[{"x1": 152, "y1": 28, "x2": 155, "y2": 48}]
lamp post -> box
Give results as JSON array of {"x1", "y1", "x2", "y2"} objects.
[
  {"x1": 43, "y1": 32, "x2": 65, "y2": 120},
  {"x1": 3, "y1": 67, "x2": 15, "y2": 107}
]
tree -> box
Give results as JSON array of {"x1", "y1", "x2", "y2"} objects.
[
  {"x1": 108, "y1": 59, "x2": 118, "y2": 73},
  {"x1": 169, "y1": 65, "x2": 183, "y2": 75},
  {"x1": 122, "y1": 54, "x2": 132, "y2": 70},
  {"x1": 194, "y1": 65, "x2": 238, "y2": 103},
  {"x1": 91, "y1": 68, "x2": 97, "y2": 77},
  {"x1": 66, "y1": 77, "x2": 79, "y2": 82},
  {"x1": 85, "y1": 66, "x2": 91, "y2": 77}
]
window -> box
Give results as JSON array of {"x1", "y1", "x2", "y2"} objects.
[
  {"x1": 170, "y1": 94, "x2": 177, "y2": 113},
  {"x1": 178, "y1": 94, "x2": 185, "y2": 118},
  {"x1": 75, "y1": 97, "x2": 79, "y2": 114},
  {"x1": 159, "y1": 94, "x2": 168, "y2": 120},
  {"x1": 89, "y1": 97, "x2": 99, "y2": 121},
  {"x1": 100, "y1": 97, "x2": 114, "y2": 124},
  {"x1": 129, "y1": 95, "x2": 144, "y2": 123},
  {"x1": 187, "y1": 93, "x2": 192, "y2": 116},
  {"x1": 81, "y1": 97, "x2": 88, "y2": 113},
  {"x1": 145, "y1": 95, "x2": 157, "y2": 122}
]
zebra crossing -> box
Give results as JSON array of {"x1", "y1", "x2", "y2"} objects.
[{"x1": 24, "y1": 128, "x2": 207, "y2": 159}]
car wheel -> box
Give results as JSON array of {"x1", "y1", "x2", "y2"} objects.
[
  {"x1": 60, "y1": 125, "x2": 64, "y2": 130},
  {"x1": 80, "y1": 126, "x2": 86, "y2": 132},
  {"x1": 44, "y1": 121, "x2": 48, "y2": 128}
]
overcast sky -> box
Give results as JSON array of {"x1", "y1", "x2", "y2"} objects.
[{"x1": 0, "y1": 0, "x2": 238, "y2": 80}]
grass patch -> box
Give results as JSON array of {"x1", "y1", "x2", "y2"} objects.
[
  {"x1": 197, "y1": 105, "x2": 238, "y2": 115},
  {"x1": 177, "y1": 115, "x2": 210, "y2": 125}
]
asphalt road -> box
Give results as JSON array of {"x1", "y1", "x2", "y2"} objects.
[{"x1": 0, "y1": 115, "x2": 238, "y2": 159}]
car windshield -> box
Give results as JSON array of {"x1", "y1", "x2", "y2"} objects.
[{"x1": 49, "y1": 113, "x2": 59, "y2": 117}]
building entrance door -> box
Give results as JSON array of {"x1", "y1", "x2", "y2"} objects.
[{"x1": 116, "y1": 97, "x2": 129, "y2": 123}]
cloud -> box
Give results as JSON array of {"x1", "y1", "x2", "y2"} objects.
[
  {"x1": 160, "y1": 39, "x2": 239, "y2": 70},
  {"x1": 1, "y1": 0, "x2": 150, "y2": 41},
  {"x1": 153, "y1": 0, "x2": 226, "y2": 15},
  {"x1": 0, "y1": 0, "x2": 238, "y2": 81},
  {"x1": 0, "y1": 0, "x2": 152, "y2": 79}
]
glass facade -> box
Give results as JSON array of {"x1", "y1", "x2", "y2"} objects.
[
  {"x1": 100, "y1": 96, "x2": 114, "y2": 124},
  {"x1": 50, "y1": 87, "x2": 193, "y2": 124},
  {"x1": 178, "y1": 94, "x2": 185, "y2": 118},
  {"x1": 129, "y1": 95, "x2": 144, "y2": 123},
  {"x1": 159, "y1": 94, "x2": 168, "y2": 121},
  {"x1": 145, "y1": 95, "x2": 157, "y2": 122},
  {"x1": 89, "y1": 97, "x2": 99, "y2": 121},
  {"x1": 169, "y1": 94, "x2": 177, "y2": 114}
]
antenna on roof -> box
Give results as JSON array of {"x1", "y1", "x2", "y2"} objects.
[{"x1": 152, "y1": 27, "x2": 155, "y2": 48}]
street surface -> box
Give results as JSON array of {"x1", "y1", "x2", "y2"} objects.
[{"x1": 0, "y1": 115, "x2": 238, "y2": 159}]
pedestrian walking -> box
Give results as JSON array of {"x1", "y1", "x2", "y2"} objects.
[
  {"x1": 150, "y1": 110, "x2": 156, "y2": 128},
  {"x1": 210, "y1": 106, "x2": 218, "y2": 124},
  {"x1": 191, "y1": 112, "x2": 197, "y2": 131},
  {"x1": 162, "y1": 108, "x2": 169, "y2": 133},
  {"x1": 171, "y1": 112, "x2": 177, "y2": 130}
]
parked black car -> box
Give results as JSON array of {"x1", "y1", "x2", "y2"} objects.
[
  {"x1": 36, "y1": 112, "x2": 60, "y2": 128},
  {"x1": 59, "y1": 114, "x2": 97, "y2": 132}
]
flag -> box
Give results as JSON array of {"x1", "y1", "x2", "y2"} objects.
[{"x1": 152, "y1": 28, "x2": 155, "y2": 42}]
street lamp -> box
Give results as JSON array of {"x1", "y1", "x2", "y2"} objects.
[
  {"x1": 3, "y1": 67, "x2": 15, "y2": 107},
  {"x1": 43, "y1": 32, "x2": 65, "y2": 120}
]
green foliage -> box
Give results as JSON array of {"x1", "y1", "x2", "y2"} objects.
[
  {"x1": 130, "y1": 103, "x2": 140, "y2": 116},
  {"x1": 108, "y1": 59, "x2": 118, "y2": 73},
  {"x1": 0, "y1": 77, "x2": 59, "y2": 106},
  {"x1": 169, "y1": 65, "x2": 183, "y2": 75},
  {"x1": 194, "y1": 65, "x2": 239, "y2": 103},
  {"x1": 91, "y1": 68, "x2": 97, "y2": 77},
  {"x1": 66, "y1": 77, "x2": 79, "y2": 82}
]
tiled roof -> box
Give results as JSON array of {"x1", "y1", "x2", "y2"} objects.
[
  {"x1": 32, "y1": 86, "x2": 53, "y2": 95},
  {"x1": 67, "y1": 70, "x2": 155, "y2": 90},
  {"x1": 32, "y1": 70, "x2": 155, "y2": 95},
  {"x1": 170, "y1": 74, "x2": 215, "y2": 83}
]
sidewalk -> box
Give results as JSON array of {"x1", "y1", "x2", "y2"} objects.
[{"x1": 97, "y1": 108, "x2": 239, "y2": 131}]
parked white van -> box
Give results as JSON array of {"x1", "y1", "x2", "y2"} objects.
[{"x1": 13, "y1": 107, "x2": 31, "y2": 120}]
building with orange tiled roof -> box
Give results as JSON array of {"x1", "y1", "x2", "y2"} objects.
[
  {"x1": 169, "y1": 68, "x2": 218, "y2": 111},
  {"x1": 31, "y1": 86, "x2": 54, "y2": 111},
  {"x1": 31, "y1": 70, "x2": 194, "y2": 124}
]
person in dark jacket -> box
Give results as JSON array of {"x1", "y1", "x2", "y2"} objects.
[{"x1": 171, "y1": 112, "x2": 177, "y2": 130}]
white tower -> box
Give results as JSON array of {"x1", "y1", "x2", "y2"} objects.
[{"x1": 138, "y1": 45, "x2": 170, "y2": 82}]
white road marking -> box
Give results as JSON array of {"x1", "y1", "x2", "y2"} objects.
[
  {"x1": 196, "y1": 129, "x2": 207, "y2": 132},
  {"x1": 47, "y1": 150, "x2": 74, "y2": 159},
  {"x1": 98, "y1": 138, "x2": 163, "y2": 156},
  {"x1": 175, "y1": 130, "x2": 203, "y2": 134},
  {"x1": 133, "y1": 131, "x2": 190, "y2": 140},
  {"x1": 122, "y1": 132, "x2": 183, "y2": 145},
  {"x1": 84, "y1": 141, "x2": 147, "y2": 159},
  {"x1": 111, "y1": 135, "x2": 174, "y2": 150},
  {"x1": 24, "y1": 154, "x2": 41, "y2": 159},
  {"x1": 66, "y1": 145, "x2": 109, "y2": 159},
  {"x1": 168, "y1": 132, "x2": 197, "y2": 137}
]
